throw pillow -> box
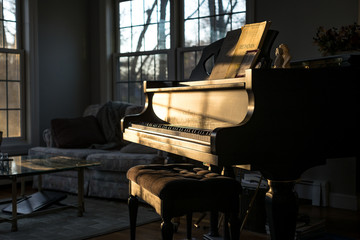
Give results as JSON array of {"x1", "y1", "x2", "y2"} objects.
[{"x1": 51, "y1": 116, "x2": 106, "y2": 148}]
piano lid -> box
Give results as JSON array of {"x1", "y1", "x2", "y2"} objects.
[{"x1": 144, "y1": 77, "x2": 253, "y2": 130}]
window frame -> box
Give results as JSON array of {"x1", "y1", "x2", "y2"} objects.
[
  {"x1": 113, "y1": 0, "x2": 177, "y2": 104},
  {"x1": 1, "y1": 0, "x2": 40, "y2": 155},
  {"x1": 113, "y1": 0, "x2": 253, "y2": 104},
  {"x1": 0, "y1": 0, "x2": 26, "y2": 142}
]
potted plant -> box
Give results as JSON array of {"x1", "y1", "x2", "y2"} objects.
[{"x1": 313, "y1": 23, "x2": 360, "y2": 56}]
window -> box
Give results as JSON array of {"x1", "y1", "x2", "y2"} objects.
[
  {"x1": 0, "y1": 0, "x2": 23, "y2": 139},
  {"x1": 114, "y1": 0, "x2": 246, "y2": 104}
]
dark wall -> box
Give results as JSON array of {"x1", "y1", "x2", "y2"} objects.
[
  {"x1": 256, "y1": 0, "x2": 359, "y2": 60},
  {"x1": 37, "y1": 0, "x2": 92, "y2": 143}
]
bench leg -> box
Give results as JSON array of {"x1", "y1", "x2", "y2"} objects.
[
  {"x1": 224, "y1": 213, "x2": 230, "y2": 240},
  {"x1": 128, "y1": 195, "x2": 138, "y2": 240},
  {"x1": 161, "y1": 216, "x2": 174, "y2": 240},
  {"x1": 209, "y1": 211, "x2": 220, "y2": 237},
  {"x1": 229, "y1": 212, "x2": 240, "y2": 240},
  {"x1": 186, "y1": 213, "x2": 192, "y2": 239}
]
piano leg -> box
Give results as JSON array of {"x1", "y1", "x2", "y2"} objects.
[
  {"x1": 203, "y1": 165, "x2": 222, "y2": 239},
  {"x1": 265, "y1": 180, "x2": 298, "y2": 240}
]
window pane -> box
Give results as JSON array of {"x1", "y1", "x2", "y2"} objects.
[
  {"x1": 199, "y1": 0, "x2": 210, "y2": 17},
  {"x1": 3, "y1": 0, "x2": 16, "y2": 21},
  {"x1": 116, "y1": 83, "x2": 129, "y2": 102},
  {"x1": 8, "y1": 110, "x2": 20, "y2": 137},
  {"x1": 183, "y1": 51, "x2": 202, "y2": 80},
  {"x1": 218, "y1": 0, "x2": 231, "y2": 14},
  {"x1": 132, "y1": 26, "x2": 144, "y2": 52},
  {"x1": 158, "y1": 22, "x2": 170, "y2": 49},
  {"x1": 7, "y1": 81, "x2": 20, "y2": 108},
  {"x1": 144, "y1": 0, "x2": 158, "y2": 24},
  {"x1": 155, "y1": 54, "x2": 167, "y2": 80},
  {"x1": 119, "y1": 1, "x2": 131, "y2": 28},
  {"x1": 131, "y1": 1, "x2": 144, "y2": 26},
  {"x1": 184, "y1": 0, "x2": 198, "y2": 20},
  {"x1": 4, "y1": 21, "x2": 17, "y2": 49},
  {"x1": 215, "y1": 15, "x2": 230, "y2": 38},
  {"x1": 144, "y1": 24, "x2": 157, "y2": 51},
  {"x1": 157, "y1": 0, "x2": 170, "y2": 22},
  {"x1": 232, "y1": 12, "x2": 246, "y2": 29},
  {"x1": 7, "y1": 53, "x2": 20, "y2": 80},
  {"x1": 120, "y1": 27, "x2": 131, "y2": 53},
  {"x1": 0, "y1": 110, "x2": 6, "y2": 137},
  {"x1": 142, "y1": 54, "x2": 155, "y2": 81},
  {"x1": 0, "y1": 82, "x2": 6, "y2": 108},
  {"x1": 184, "y1": 19, "x2": 198, "y2": 47},
  {"x1": 129, "y1": 56, "x2": 141, "y2": 82},
  {"x1": 0, "y1": 53, "x2": 5, "y2": 79},
  {"x1": 199, "y1": 17, "x2": 211, "y2": 45},
  {"x1": 129, "y1": 82, "x2": 142, "y2": 105},
  {"x1": 119, "y1": 57, "x2": 129, "y2": 82},
  {"x1": 233, "y1": 0, "x2": 246, "y2": 12}
]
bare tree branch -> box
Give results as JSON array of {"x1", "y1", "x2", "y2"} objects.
[{"x1": 130, "y1": 0, "x2": 157, "y2": 80}]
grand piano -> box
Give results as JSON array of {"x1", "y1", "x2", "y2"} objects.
[{"x1": 121, "y1": 35, "x2": 360, "y2": 239}]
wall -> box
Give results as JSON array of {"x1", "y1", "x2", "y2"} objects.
[
  {"x1": 301, "y1": 158, "x2": 358, "y2": 210},
  {"x1": 255, "y1": 0, "x2": 359, "y2": 210},
  {"x1": 37, "y1": 0, "x2": 91, "y2": 143},
  {"x1": 255, "y1": 0, "x2": 359, "y2": 61}
]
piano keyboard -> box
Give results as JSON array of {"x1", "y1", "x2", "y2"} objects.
[{"x1": 129, "y1": 122, "x2": 212, "y2": 144}]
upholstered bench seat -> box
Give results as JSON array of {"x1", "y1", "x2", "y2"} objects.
[{"x1": 127, "y1": 163, "x2": 242, "y2": 240}]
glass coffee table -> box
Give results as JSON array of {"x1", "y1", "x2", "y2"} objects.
[{"x1": 0, "y1": 155, "x2": 100, "y2": 231}]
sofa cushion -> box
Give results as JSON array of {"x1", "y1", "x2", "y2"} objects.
[
  {"x1": 85, "y1": 152, "x2": 163, "y2": 172},
  {"x1": 28, "y1": 146, "x2": 108, "y2": 159},
  {"x1": 51, "y1": 116, "x2": 106, "y2": 148}
]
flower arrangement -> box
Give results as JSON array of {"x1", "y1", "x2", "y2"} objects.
[{"x1": 313, "y1": 23, "x2": 360, "y2": 56}]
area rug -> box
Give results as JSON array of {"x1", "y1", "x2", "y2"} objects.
[{"x1": 0, "y1": 194, "x2": 160, "y2": 240}]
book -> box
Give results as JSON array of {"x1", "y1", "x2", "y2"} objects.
[{"x1": 209, "y1": 21, "x2": 271, "y2": 80}]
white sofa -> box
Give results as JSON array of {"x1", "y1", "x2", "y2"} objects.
[{"x1": 28, "y1": 101, "x2": 164, "y2": 199}]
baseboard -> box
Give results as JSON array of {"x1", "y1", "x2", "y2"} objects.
[
  {"x1": 329, "y1": 192, "x2": 358, "y2": 210},
  {"x1": 295, "y1": 179, "x2": 329, "y2": 207}
]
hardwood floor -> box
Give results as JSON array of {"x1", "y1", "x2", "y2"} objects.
[
  {"x1": 1, "y1": 183, "x2": 359, "y2": 240},
  {"x1": 88, "y1": 202, "x2": 360, "y2": 240}
]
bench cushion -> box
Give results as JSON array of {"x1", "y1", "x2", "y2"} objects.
[{"x1": 127, "y1": 164, "x2": 241, "y2": 200}]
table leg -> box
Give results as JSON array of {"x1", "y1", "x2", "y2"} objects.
[
  {"x1": 38, "y1": 174, "x2": 42, "y2": 191},
  {"x1": 77, "y1": 168, "x2": 84, "y2": 217},
  {"x1": 11, "y1": 177, "x2": 18, "y2": 232},
  {"x1": 20, "y1": 178, "x2": 25, "y2": 197}
]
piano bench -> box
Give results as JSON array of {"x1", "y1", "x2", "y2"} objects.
[{"x1": 127, "y1": 163, "x2": 242, "y2": 240}]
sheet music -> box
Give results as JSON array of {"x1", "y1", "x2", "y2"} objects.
[{"x1": 209, "y1": 21, "x2": 271, "y2": 80}]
